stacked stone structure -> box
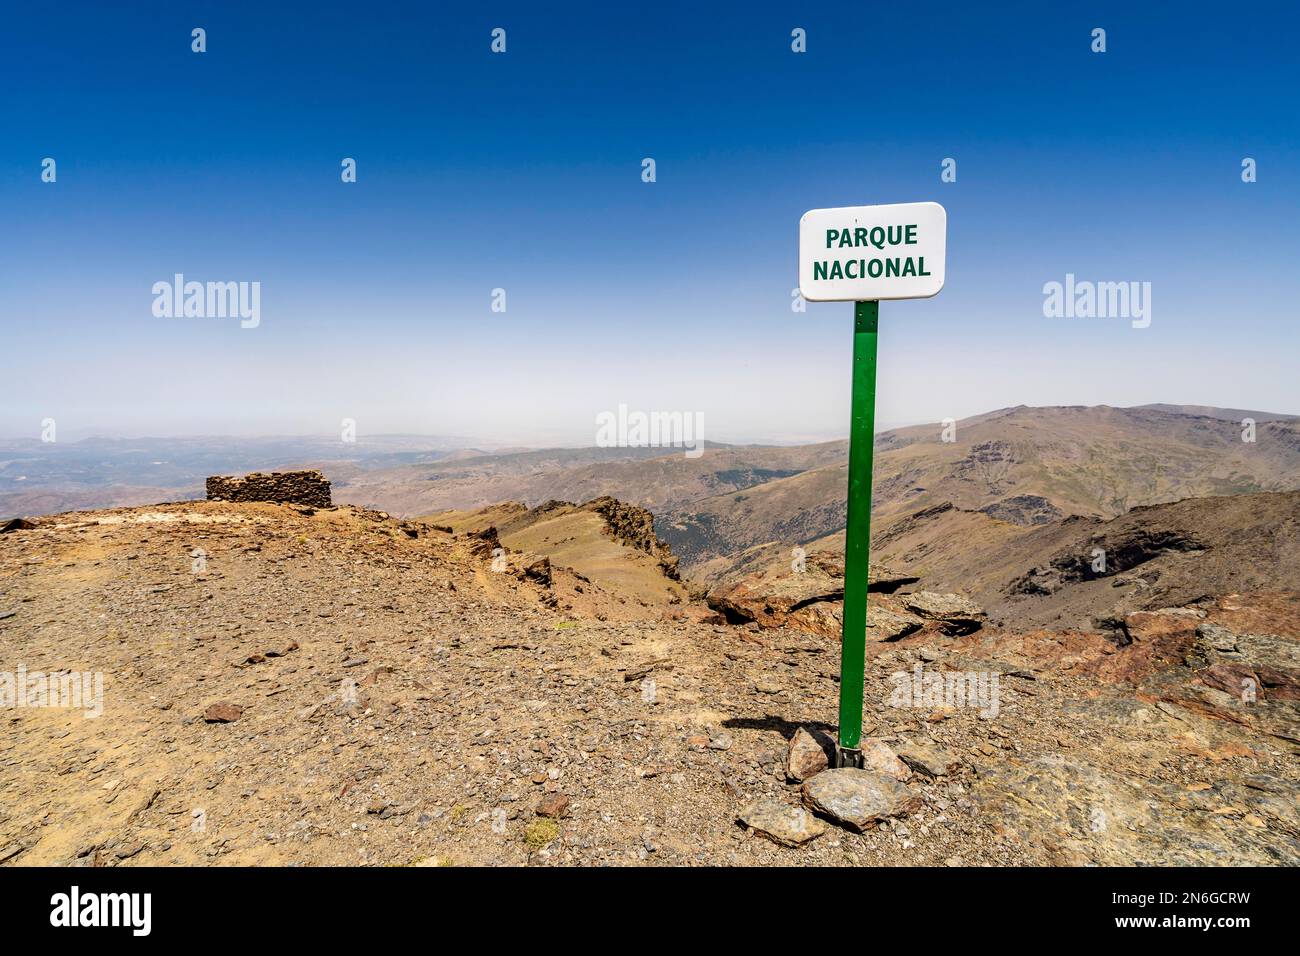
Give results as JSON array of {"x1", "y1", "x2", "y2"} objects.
[{"x1": 205, "y1": 470, "x2": 332, "y2": 508}]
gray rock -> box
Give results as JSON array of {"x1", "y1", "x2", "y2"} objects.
[
  {"x1": 801, "y1": 768, "x2": 921, "y2": 832},
  {"x1": 738, "y1": 798, "x2": 827, "y2": 847}
]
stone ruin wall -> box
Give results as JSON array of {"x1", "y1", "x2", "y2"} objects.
[{"x1": 205, "y1": 470, "x2": 332, "y2": 508}]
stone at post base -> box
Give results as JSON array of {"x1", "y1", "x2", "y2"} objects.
[
  {"x1": 786, "y1": 726, "x2": 832, "y2": 781},
  {"x1": 738, "y1": 798, "x2": 828, "y2": 847},
  {"x1": 860, "y1": 738, "x2": 911, "y2": 780},
  {"x1": 802, "y1": 767, "x2": 922, "y2": 832}
]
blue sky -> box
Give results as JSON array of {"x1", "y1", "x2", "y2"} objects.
[{"x1": 2, "y1": 1, "x2": 1296, "y2": 444}]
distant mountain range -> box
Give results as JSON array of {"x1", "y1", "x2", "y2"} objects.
[
  {"x1": 0, "y1": 434, "x2": 465, "y2": 518},
  {"x1": 5, "y1": 406, "x2": 1298, "y2": 591},
  {"x1": 345, "y1": 404, "x2": 1300, "y2": 583}
]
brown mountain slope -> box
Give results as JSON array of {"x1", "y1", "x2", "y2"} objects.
[
  {"x1": 661, "y1": 405, "x2": 1300, "y2": 573},
  {"x1": 706, "y1": 491, "x2": 1300, "y2": 635},
  {"x1": 873, "y1": 405, "x2": 1299, "y2": 519},
  {"x1": 423, "y1": 497, "x2": 691, "y2": 610},
  {"x1": 338, "y1": 442, "x2": 847, "y2": 516},
  {"x1": 0, "y1": 484, "x2": 199, "y2": 520},
  {"x1": 881, "y1": 490, "x2": 1300, "y2": 631},
  {"x1": 1137, "y1": 403, "x2": 1299, "y2": 423},
  {"x1": 657, "y1": 464, "x2": 851, "y2": 575}
]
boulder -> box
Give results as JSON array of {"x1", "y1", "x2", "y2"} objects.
[
  {"x1": 787, "y1": 600, "x2": 844, "y2": 636},
  {"x1": 1198, "y1": 662, "x2": 1262, "y2": 700},
  {"x1": 523, "y1": 557, "x2": 553, "y2": 588},
  {"x1": 801, "y1": 768, "x2": 921, "y2": 832},
  {"x1": 1196, "y1": 621, "x2": 1240, "y2": 654},
  {"x1": 708, "y1": 564, "x2": 842, "y2": 631},
  {"x1": 467, "y1": 525, "x2": 502, "y2": 558},
  {"x1": 707, "y1": 553, "x2": 917, "y2": 636}
]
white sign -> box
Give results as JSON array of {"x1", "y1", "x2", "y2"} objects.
[{"x1": 799, "y1": 201, "x2": 946, "y2": 301}]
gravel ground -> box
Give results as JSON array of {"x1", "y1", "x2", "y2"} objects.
[{"x1": 1, "y1": 501, "x2": 1295, "y2": 866}]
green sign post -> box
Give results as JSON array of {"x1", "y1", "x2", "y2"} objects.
[
  {"x1": 797, "y1": 202, "x2": 946, "y2": 768},
  {"x1": 835, "y1": 300, "x2": 878, "y2": 767}
]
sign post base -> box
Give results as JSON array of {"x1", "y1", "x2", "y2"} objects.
[{"x1": 835, "y1": 745, "x2": 864, "y2": 769}]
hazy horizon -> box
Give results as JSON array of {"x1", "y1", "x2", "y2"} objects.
[{"x1": 2, "y1": 399, "x2": 1296, "y2": 449}]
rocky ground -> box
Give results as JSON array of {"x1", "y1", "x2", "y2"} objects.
[{"x1": 1, "y1": 500, "x2": 1297, "y2": 866}]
